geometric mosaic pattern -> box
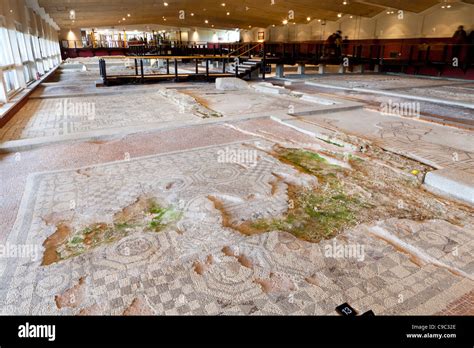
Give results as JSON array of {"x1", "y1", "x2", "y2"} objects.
[
  {"x1": 180, "y1": 86, "x2": 310, "y2": 117},
  {"x1": 0, "y1": 140, "x2": 472, "y2": 315},
  {"x1": 0, "y1": 90, "x2": 198, "y2": 142},
  {"x1": 307, "y1": 116, "x2": 474, "y2": 170},
  {"x1": 391, "y1": 84, "x2": 474, "y2": 104},
  {"x1": 308, "y1": 75, "x2": 474, "y2": 107},
  {"x1": 309, "y1": 74, "x2": 468, "y2": 90}
]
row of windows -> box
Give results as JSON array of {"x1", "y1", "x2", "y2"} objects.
[{"x1": 0, "y1": 20, "x2": 61, "y2": 102}]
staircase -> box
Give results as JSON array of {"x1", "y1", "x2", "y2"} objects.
[
  {"x1": 227, "y1": 57, "x2": 263, "y2": 79},
  {"x1": 224, "y1": 43, "x2": 265, "y2": 80}
]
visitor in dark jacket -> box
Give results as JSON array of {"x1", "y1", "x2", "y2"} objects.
[
  {"x1": 326, "y1": 30, "x2": 343, "y2": 59},
  {"x1": 452, "y1": 25, "x2": 468, "y2": 60}
]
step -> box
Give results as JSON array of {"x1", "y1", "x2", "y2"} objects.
[
  {"x1": 226, "y1": 68, "x2": 250, "y2": 75},
  {"x1": 228, "y1": 67, "x2": 252, "y2": 73},
  {"x1": 424, "y1": 164, "x2": 474, "y2": 205}
]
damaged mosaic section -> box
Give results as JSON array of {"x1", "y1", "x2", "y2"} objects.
[
  {"x1": 157, "y1": 88, "x2": 223, "y2": 118},
  {"x1": 42, "y1": 197, "x2": 182, "y2": 265},
  {"x1": 207, "y1": 144, "x2": 471, "y2": 245}
]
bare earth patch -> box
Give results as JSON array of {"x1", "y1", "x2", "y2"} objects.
[{"x1": 42, "y1": 196, "x2": 181, "y2": 265}]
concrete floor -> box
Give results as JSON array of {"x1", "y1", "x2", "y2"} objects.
[{"x1": 0, "y1": 59, "x2": 472, "y2": 315}]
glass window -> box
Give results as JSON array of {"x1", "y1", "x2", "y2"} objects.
[
  {"x1": 17, "y1": 31, "x2": 28, "y2": 62},
  {"x1": 23, "y1": 64, "x2": 32, "y2": 83},
  {"x1": 0, "y1": 27, "x2": 14, "y2": 67},
  {"x1": 39, "y1": 38, "x2": 47, "y2": 58},
  {"x1": 32, "y1": 36, "x2": 41, "y2": 59},
  {"x1": 25, "y1": 33, "x2": 34, "y2": 61},
  {"x1": 4, "y1": 69, "x2": 19, "y2": 93}
]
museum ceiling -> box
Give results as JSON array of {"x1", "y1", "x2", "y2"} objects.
[{"x1": 37, "y1": 0, "x2": 471, "y2": 29}]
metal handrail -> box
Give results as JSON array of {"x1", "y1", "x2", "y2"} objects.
[
  {"x1": 101, "y1": 55, "x2": 233, "y2": 60},
  {"x1": 231, "y1": 43, "x2": 262, "y2": 59},
  {"x1": 227, "y1": 43, "x2": 251, "y2": 57}
]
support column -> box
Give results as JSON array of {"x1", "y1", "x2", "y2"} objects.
[
  {"x1": 353, "y1": 64, "x2": 365, "y2": 73},
  {"x1": 338, "y1": 64, "x2": 346, "y2": 74},
  {"x1": 262, "y1": 43, "x2": 266, "y2": 80},
  {"x1": 318, "y1": 64, "x2": 326, "y2": 74},
  {"x1": 297, "y1": 63, "x2": 305, "y2": 75},
  {"x1": 276, "y1": 64, "x2": 285, "y2": 78},
  {"x1": 0, "y1": 73, "x2": 8, "y2": 103},
  {"x1": 174, "y1": 59, "x2": 178, "y2": 81}
]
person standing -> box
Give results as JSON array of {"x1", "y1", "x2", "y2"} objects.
[
  {"x1": 325, "y1": 32, "x2": 337, "y2": 58},
  {"x1": 452, "y1": 25, "x2": 468, "y2": 60},
  {"x1": 335, "y1": 30, "x2": 343, "y2": 59}
]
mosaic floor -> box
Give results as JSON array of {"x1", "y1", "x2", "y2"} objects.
[
  {"x1": 1, "y1": 69, "x2": 340, "y2": 144},
  {"x1": 0, "y1": 89, "x2": 199, "y2": 141},
  {"x1": 307, "y1": 75, "x2": 474, "y2": 105},
  {"x1": 1, "y1": 65, "x2": 473, "y2": 316},
  {"x1": 396, "y1": 84, "x2": 474, "y2": 104},
  {"x1": 295, "y1": 109, "x2": 474, "y2": 170},
  {"x1": 45, "y1": 70, "x2": 99, "y2": 85},
  {"x1": 308, "y1": 75, "x2": 466, "y2": 90},
  {"x1": 1, "y1": 140, "x2": 472, "y2": 315},
  {"x1": 278, "y1": 80, "x2": 474, "y2": 128},
  {"x1": 181, "y1": 87, "x2": 313, "y2": 117}
]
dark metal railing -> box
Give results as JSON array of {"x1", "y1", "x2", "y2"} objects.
[{"x1": 98, "y1": 54, "x2": 265, "y2": 86}]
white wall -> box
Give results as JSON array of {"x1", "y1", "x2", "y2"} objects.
[
  {"x1": 0, "y1": 0, "x2": 61, "y2": 103},
  {"x1": 60, "y1": 28, "x2": 83, "y2": 48},
  {"x1": 242, "y1": 2, "x2": 474, "y2": 42},
  {"x1": 186, "y1": 28, "x2": 239, "y2": 43},
  {"x1": 423, "y1": 4, "x2": 474, "y2": 38},
  {"x1": 65, "y1": 25, "x2": 240, "y2": 44}
]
